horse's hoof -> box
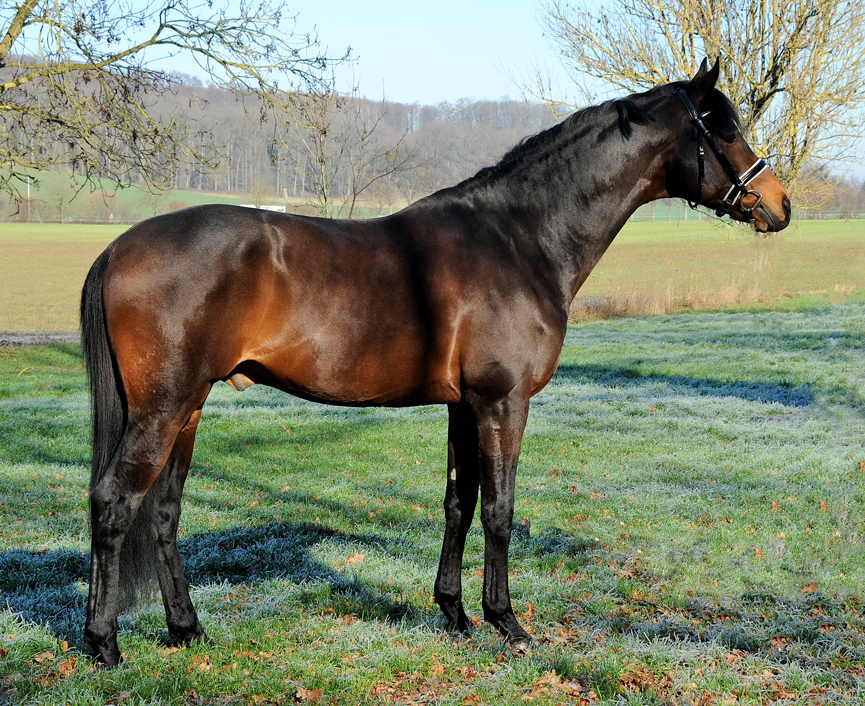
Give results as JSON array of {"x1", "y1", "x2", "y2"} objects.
[
  {"x1": 169, "y1": 623, "x2": 211, "y2": 647},
  {"x1": 491, "y1": 612, "x2": 533, "y2": 649},
  {"x1": 440, "y1": 600, "x2": 473, "y2": 634},
  {"x1": 85, "y1": 634, "x2": 123, "y2": 668}
]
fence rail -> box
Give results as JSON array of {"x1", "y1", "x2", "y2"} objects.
[
  {"x1": 1, "y1": 199, "x2": 862, "y2": 225},
  {"x1": 629, "y1": 199, "x2": 864, "y2": 222}
]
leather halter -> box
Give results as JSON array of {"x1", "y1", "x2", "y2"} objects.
[{"x1": 676, "y1": 88, "x2": 768, "y2": 220}]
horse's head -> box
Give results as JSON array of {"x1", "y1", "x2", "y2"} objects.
[{"x1": 667, "y1": 59, "x2": 790, "y2": 233}]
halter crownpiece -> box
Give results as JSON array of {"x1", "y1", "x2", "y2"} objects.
[{"x1": 676, "y1": 88, "x2": 768, "y2": 220}]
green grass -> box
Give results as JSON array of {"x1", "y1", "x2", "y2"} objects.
[
  {"x1": 1, "y1": 305, "x2": 864, "y2": 703},
  {"x1": 2, "y1": 218, "x2": 863, "y2": 332}
]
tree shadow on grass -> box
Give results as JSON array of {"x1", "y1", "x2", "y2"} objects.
[
  {"x1": 555, "y1": 363, "x2": 813, "y2": 407},
  {"x1": 0, "y1": 520, "x2": 419, "y2": 650}
]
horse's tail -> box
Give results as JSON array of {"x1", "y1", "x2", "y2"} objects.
[{"x1": 81, "y1": 243, "x2": 157, "y2": 608}]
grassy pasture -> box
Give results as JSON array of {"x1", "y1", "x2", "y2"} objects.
[
  {"x1": 1, "y1": 218, "x2": 864, "y2": 332},
  {"x1": 573, "y1": 219, "x2": 865, "y2": 318},
  {"x1": 0, "y1": 224, "x2": 126, "y2": 332},
  {"x1": 1, "y1": 306, "x2": 864, "y2": 704}
]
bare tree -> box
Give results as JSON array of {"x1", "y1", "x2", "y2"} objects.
[
  {"x1": 282, "y1": 82, "x2": 419, "y2": 218},
  {"x1": 530, "y1": 0, "x2": 865, "y2": 199},
  {"x1": 0, "y1": 0, "x2": 341, "y2": 203}
]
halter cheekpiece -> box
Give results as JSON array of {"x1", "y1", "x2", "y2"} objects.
[{"x1": 676, "y1": 88, "x2": 768, "y2": 221}]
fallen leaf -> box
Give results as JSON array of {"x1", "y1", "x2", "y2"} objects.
[
  {"x1": 57, "y1": 656, "x2": 76, "y2": 678},
  {"x1": 188, "y1": 654, "x2": 212, "y2": 672},
  {"x1": 35, "y1": 673, "x2": 57, "y2": 687},
  {"x1": 802, "y1": 583, "x2": 820, "y2": 593},
  {"x1": 345, "y1": 552, "x2": 366, "y2": 565},
  {"x1": 296, "y1": 686, "x2": 323, "y2": 702},
  {"x1": 820, "y1": 500, "x2": 828, "y2": 511},
  {"x1": 755, "y1": 547, "x2": 763, "y2": 558}
]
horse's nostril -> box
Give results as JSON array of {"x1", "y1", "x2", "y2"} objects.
[{"x1": 782, "y1": 195, "x2": 791, "y2": 220}]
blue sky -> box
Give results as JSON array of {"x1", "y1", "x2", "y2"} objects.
[
  {"x1": 166, "y1": 0, "x2": 575, "y2": 106},
  {"x1": 288, "y1": 0, "x2": 571, "y2": 104}
]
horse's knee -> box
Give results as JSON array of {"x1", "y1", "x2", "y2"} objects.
[{"x1": 480, "y1": 499, "x2": 514, "y2": 538}]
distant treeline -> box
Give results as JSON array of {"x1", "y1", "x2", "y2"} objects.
[{"x1": 134, "y1": 77, "x2": 560, "y2": 201}]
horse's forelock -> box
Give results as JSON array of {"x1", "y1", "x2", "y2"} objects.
[{"x1": 704, "y1": 90, "x2": 741, "y2": 143}]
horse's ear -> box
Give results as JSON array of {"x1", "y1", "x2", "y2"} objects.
[{"x1": 689, "y1": 57, "x2": 720, "y2": 105}]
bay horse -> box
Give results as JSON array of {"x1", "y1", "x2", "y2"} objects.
[{"x1": 80, "y1": 59, "x2": 790, "y2": 666}]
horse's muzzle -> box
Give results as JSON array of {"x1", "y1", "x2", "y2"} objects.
[{"x1": 754, "y1": 195, "x2": 791, "y2": 233}]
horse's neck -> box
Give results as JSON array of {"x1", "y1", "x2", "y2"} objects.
[{"x1": 480, "y1": 126, "x2": 669, "y2": 304}]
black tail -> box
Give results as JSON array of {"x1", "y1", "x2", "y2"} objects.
[{"x1": 81, "y1": 244, "x2": 157, "y2": 608}]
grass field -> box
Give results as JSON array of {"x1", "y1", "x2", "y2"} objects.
[
  {"x1": 572, "y1": 219, "x2": 865, "y2": 319},
  {"x1": 1, "y1": 305, "x2": 864, "y2": 704},
  {"x1": 1, "y1": 218, "x2": 863, "y2": 332}
]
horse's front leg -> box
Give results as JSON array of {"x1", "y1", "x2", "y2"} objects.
[
  {"x1": 469, "y1": 391, "x2": 532, "y2": 647},
  {"x1": 434, "y1": 401, "x2": 480, "y2": 632}
]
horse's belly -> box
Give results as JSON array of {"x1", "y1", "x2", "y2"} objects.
[{"x1": 242, "y1": 332, "x2": 461, "y2": 407}]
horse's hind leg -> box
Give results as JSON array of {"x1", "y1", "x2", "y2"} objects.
[
  {"x1": 149, "y1": 407, "x2": 208, "y2": 646},
  {"x1": 85, "y1": 398, "x2": 206, "y2": 666},
  {"x1": 434, "y1": 401, "x2": 480, "y2": 632}
]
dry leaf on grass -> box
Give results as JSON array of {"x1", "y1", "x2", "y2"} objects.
[
  {"x1": 295, "y1": 686, "x2": 323, "y2": 702},
  {"x1": 57, "y1": 656, "x2": 76, "y2": 678},
  {"x1": 35, "y1": 673, "x2": 57, "y2": 688},
  {"x1": 188, "y1": 654, "x2": 212, "y2": 672}
]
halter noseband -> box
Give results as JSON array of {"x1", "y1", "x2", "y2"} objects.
[{"x1": 676, "y1": 88, "x2": 768, "y2": 220}]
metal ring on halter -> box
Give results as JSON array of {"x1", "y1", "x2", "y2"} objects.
[{"x1": 739, "y1": 189, "x2": 764, "y2": 215}]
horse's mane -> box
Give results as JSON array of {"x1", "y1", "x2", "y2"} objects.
[{"x1": 459, "y1": 83, "x2": 741, "y2": 189}]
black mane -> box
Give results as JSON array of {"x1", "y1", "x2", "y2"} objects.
[{"x1": 460, "y1": 83, "x2": 740, "y2": 189}]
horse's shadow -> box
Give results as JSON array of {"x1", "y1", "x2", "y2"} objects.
[
  {"x1": 4, "y1": 523, "x2": 861, "y2": 672},
  {"x1": 0, "y1": 520, "x2": 420, "y2": 649}
]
